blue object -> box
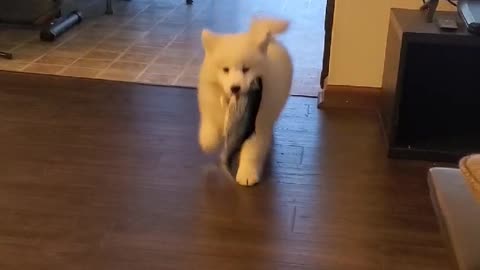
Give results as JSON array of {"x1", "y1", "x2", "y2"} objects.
[{"x1": 221, "y1": 78, "x2": 263, "y2": 173}]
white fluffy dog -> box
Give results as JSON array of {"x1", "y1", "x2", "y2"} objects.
[{"x1": 197, "y1": 18, "x2": 293, "y2": 186}]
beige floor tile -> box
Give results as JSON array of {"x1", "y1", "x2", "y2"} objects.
[
  {"x1": 23, "y1": 63, "x2": 65, "y2": 74},
  {"x1": 83, "y1": 50, "x2": 121, "y2": 60},
  {"x1": 128, "y1": 16, "x2": 162, "y2": 26},
  {"x1": 110, "y1": 30, "x2": 148, "y2": 40},
  {"x1": 149, "y1": 25, "x2": 183, "y2": 35},
  {"x1": 61, "y1": 67, "x2": 103, "y2": 78},
  {"x1": 173, "y1": 34, "x2": 201, "y2": 42},
  {"x1": 12, "y1": 44, "x2": 51, "y2": 55},
  {"x1": 16, "y1": 40, "x2": 53, "y2": 50},
  {"x1": 53, "y1": 46, "x2": 92, "y2": 57},
  {"x1": 0, "y1": 61, "x2": 28, "y2": 71},
  {"x1": 166, "y1": 41, "x2": 202, "y2": 51},
  {"x1": 181, "y1": 63, "x2": 200, "y2": 76},
  {"x1": 72, "y1": 59, "x2": 112, "y2": 69},
  {"x1": 112, "y1": 5, "x2": 147, "y2": 17},
  {"x1": 119, "y1": 53, "x2": 155, "y2": 63},
  {"x1": 175, "y1": 75, "x2": 198, "y2": 87},
  {"x1": 61, "y1": 39, "x2": 100, "y2": 49},
  {"x1": 190, "y1": 56, "x2": 203, "y2": 65},
  {"x1": 154, "y1": 54, "x2": 192, "y2": 65},
  {"x1": 295, "y1": 67, "x2": 322, "y2": 78},
  {"x1": 144, "y1": 63, "x2": 184, "y2": 76},
  {"x1": 109, "y1": 61, "x2": 148, "y2": 72},
  {"x1": 35, "y1": 55, "x2": 78, "y2": 66},
  {"x1": 291, "y1": 83, "x2": 320, "y2": 96},
  {"x1": 95, "y1": 14, "x2": 132, "y2": 26},
  {"x1": 137, "y1": 73, "x2": 176, "y2": 85},
  {"x1": 84, "y1": 23, "x2": 122, "y2": 33},
  {"x1": 134, "y1": 38, "x2": 171, "y2": 48},
  {"x1": 47, "y1": 49, "x2": 87, "y2": 58},
  {"x1": 136, "y1": 11, "x2": 167, "y2": 20},
  {"x1": 127, "y1": 45, "x2": 163, "y2": 55},
  {"x1": 122, "y1": 24, "x2": 155, "y2": 32},
  {"x1": 0, "y1": 0, "x2": 324, "y2": 96},
  {"x1": 8, "y1": 53, "x2": 43, "y2": 63},
  {"x1": 74, "y1": 30, "x2": 113, "y2": 40},
  {"x1": 56, "y1": 44, "x2": 96, "y2": 54},
  {"x1": 95, "y1": 42, "x2": 131, "y2": 53},
  {"x1": 98, "y1": 69, "x2": 141, "y2": 81},
  {"x1": 162, "y1": 47, "x2": 197, "y2": 58},
  {"x1": 102, "y1": 37, "x2": 136, "y2": 46},
  {"x1": 299, "y1": 76, "x2": 321, "y2": 86},
  {"x1": 143, "y1": 32, "x2": 177, "y2": 41}
]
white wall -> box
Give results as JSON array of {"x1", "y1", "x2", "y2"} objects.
[{"x1": 328, "y1": 0, "x2": 455, "y2": 88}]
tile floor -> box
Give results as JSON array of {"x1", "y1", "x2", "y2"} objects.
[{"x1": 0, "y1": 0, "x2": 325, "y2": 96}]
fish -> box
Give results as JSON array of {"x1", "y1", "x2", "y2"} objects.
[{"x1": 220, "y1": 77, "x2": 263, "y2": 175}]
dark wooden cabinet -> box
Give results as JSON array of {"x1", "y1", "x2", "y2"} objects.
[{"x1": 382, "y1": 9, "x2": 480, "y2": 162}]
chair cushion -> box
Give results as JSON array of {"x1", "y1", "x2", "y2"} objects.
[{"x1": 428, "y1": 168, "x2": 480, "y2": 270}]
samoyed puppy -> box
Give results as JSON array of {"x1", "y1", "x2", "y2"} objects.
[{"x1": 197, "y1": 18, "x2": 293, "y2": 186}]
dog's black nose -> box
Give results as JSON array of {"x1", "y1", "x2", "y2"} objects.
[{"x1": 230, "y1": 85, "x2": 240, "y2": 94}]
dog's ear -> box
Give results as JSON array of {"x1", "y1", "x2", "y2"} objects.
[
  {"x1": 251, "y1": 31, "x2": 272, "y2": 54},
  {"x1": 250, "y1": 18, "x2": 289, "y2": 35},
  {"x1": 201, "y1": 29, "x2": 218, "y2": 53},
  {"x1": 250, "y1": 18, "x2": 289, "y2": 54}
]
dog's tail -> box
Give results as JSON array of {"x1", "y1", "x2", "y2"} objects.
[{"x1": 249, "y1": 17, "x2": 289, "y2": 36}]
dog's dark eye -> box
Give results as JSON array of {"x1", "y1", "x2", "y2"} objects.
[
  {"x1": 242, "y1": 67, "x2": 250, "y2": 73},
  {"x1": 222, "y1": 67, "x2": 229, "y2": 73}
]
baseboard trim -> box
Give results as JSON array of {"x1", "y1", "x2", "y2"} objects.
[{"x1": 318, "y1": 84, "x2": 380, "y2": 110}]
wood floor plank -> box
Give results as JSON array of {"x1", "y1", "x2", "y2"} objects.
[{"x1": 0, "y1": 71, "x2": 451, "y2": 269}]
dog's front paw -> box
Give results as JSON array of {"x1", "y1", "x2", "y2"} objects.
[{"x1": 236, "y1": 166, "x2": 260, "y2": 186}]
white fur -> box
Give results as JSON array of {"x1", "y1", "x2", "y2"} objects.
[{"x1": 197, "y1": 18, "x2": 293, "y2": 186}]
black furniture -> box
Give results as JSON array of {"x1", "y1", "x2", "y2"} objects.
[
  {"x1": 381, "y1": 9, "x2": 480, "y2": 162},
  {"x1": 0, "y1": 0, "x2": 62, "y2": 24}
]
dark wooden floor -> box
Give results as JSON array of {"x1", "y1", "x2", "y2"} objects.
[{"x1": 0, "y1": 72, "x2": 451, "y2": 270}]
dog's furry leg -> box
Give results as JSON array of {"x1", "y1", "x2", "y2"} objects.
[
  {"x1": 199, "y1": 118, "x2": 223, "y2": 153},
  {"x1": 198, "y1": 87, "x2": 225, "y2": 153},
  {"x1": 236, "y1": 129, "x2": 272, "y2": 186}
]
